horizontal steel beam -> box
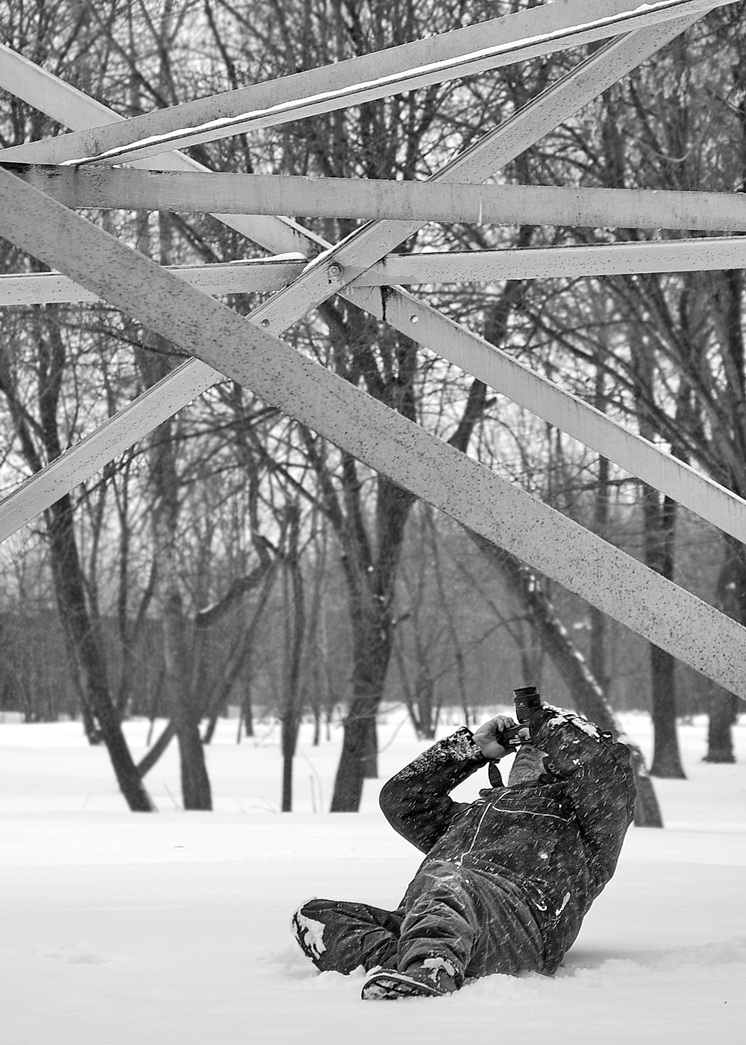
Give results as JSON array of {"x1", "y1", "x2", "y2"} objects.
[
  {"x1": 10, "y1": 164, "x2": 746, "y2": 233},
  {"x1": 3, "y1": 164, "x2": 746, "y2": 701},
  {"x1": 0, "y1": 259, "x2": 304, "y2": 306},
  {"x1": 1, "y1": 0, "x2": 728, "y2": 167},
  {"x1": 6, "y1": 234, "x2": 746, "y2": 307},
  {"x1": 361, "y1": 237, "x2": 746, "y2": 283}
]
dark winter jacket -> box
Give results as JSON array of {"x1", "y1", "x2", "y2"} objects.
[{"x1": 379, "y1": 705, "x2": 637, "y2": 973}]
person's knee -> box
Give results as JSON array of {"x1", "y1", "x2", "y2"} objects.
[
  {"x1": 405, "y1": 861, "x2": 467, "y2": 900},
  {"x1": 405, "y1": 864, "x2": 475, "y2": 920}
]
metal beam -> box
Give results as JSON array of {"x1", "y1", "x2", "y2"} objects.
[
  {"x1": 0, "y1": 0, "x2": 728, "y2": 167},
  {"x1": 6, "y1": 234, "x2": 746, "y2": 308},
  {"x1": 2, "y1": 165, "x2": 746, "y2": 701},
  {"x1": 10, "y1": 164, "x2": 746, "y2": 233},
  {"x1": 358, "y1": 237, "x2": 746, "y2": 283},
  {"x1": 0, "y1": 259, "x2": 304, "y2": 306}
]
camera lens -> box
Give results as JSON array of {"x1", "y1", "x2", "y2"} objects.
[{"x1": 513, "y1": 686, "x2": 542, "y2": 723}]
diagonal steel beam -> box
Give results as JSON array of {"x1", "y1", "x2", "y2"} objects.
[
  {"x1": 0, "y1": 358, "x2": 220, "y2": 539},
  {"x1": 11, "y1": 164, "x2": 746, "y2": 233},
  {"x1": 0, "y1": 0, "x2": 730, "y2": 168},
  {"x1": 2, "y1": 165, "x2": 746, "y2": 701},
  {"x1": 66, "y1": 0, "x2": 732, "y2": 167}
]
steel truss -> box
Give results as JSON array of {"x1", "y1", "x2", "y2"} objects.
[{"x1": 1, "y1": 0, "x2": 746, "y2": 697}]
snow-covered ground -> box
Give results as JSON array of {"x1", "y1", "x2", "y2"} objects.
[{"x1": 1, "y1": 708, "x2": 744, "y2": 1045}]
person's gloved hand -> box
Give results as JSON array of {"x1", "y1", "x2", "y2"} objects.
[{"x1": 472, "y1": 715, "x2": 529, "y2": 761}]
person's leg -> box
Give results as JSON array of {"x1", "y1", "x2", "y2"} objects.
[
  {"x1": 395, "y1": 863, "x2": 477, "y2": 987},
  {"x1": 362, "y1": 860, "x2": 544, "y2": 996},
  {"x1": 460, "y1": 868, "x2": 545, "y2": 979},
  {"x1": 293, "y1": 898, "x2": 403, "y2": 974}
]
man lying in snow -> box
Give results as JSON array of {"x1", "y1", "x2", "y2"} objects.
[{"x1": 292, "y1": 690, "x2": 636, "y2": 1000}]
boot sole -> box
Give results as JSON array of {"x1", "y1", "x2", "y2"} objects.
[{"x1": 361, "y1": 971, "x2": 445, "y2": 1000}]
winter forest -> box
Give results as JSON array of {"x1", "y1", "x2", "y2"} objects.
[{"x1": 2, "y1": 0, "x2": 745, "y2": 816}]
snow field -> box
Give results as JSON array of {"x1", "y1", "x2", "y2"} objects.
[{"x1": 0, "y1": 711, "x2": 744, "y2": 1044}]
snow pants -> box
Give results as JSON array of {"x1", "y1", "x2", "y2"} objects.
[{"x1": 294, "y1": 858, "x2": 545, "y2": 986}]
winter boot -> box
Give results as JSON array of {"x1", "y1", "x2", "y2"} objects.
[
  {"x1": 361, "y1": 957, "x2": 458, "y2": 1000},
  {"x1": 291, "y1": 909, "x2": 327, "y2": 969}
]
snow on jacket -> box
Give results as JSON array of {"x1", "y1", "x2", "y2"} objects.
[{"x1": 379, "y1": 704, "x2": 637, "y2": 973}]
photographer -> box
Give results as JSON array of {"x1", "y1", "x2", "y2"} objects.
[{"x1": 292, "y1": 689, "x2": 636, "y2": 1000}]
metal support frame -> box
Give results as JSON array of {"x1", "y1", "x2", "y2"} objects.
[
  {"x1": 7, "y1": 11, "x2": 744, "y2": 549},
  {"x1": 3, "y1": 164, "x2": 746, "y2": 699},
  {"x1": 2, "y1": 0, "x2": 745, "y2": 698},
  {"x1": 10, "y1": 165, "x2": 746, "y2": 233}
]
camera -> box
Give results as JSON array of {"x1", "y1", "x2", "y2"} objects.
[
  {"x1": 512, "y1": 685, "x2": 543, "y2": 724},
  {"x1": 497, "y1": 722, "x2": 529, "y2": 749}
]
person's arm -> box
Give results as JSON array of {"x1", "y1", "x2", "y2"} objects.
[
  {"x1": 379, "y1": 728, "x2": 489, "y2": 853},
  {"x1": 528, "y1": 704, "x2": 637, "y2": 889}
]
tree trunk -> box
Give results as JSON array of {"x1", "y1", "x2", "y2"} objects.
[
  {"x1": 331, "y1": 694, "x2": 380, "y2": 812},
  {"x1": 281, "y1": 504, "x2": 305, "y2": 812},
  {"x1": 239, "y1": 687, "x2": 255, "y2": 740},
  {"x1": 412, "y1": 675, "x2": 439, "y2": 740},
  {"x1": 363, "y1": 716, "x2": 379, "y2": 778},
  {"x1": 642, "y1": 488, "x2": 686, "y2": 778},
  {"x1": 704, "y1": 688, "x2": 738, "y2": 763},
  {"x1": 330, "y1": 624, "x2": 392, "y2": 811},
  {"x1": 144, "y1": 362, "x2": 212, "y2": 811},
  {"x1": 324, "y1": 465, "x2": 414, "y2": 811},
  {"x1": 649, "y1": 644, "x2": 686, "y2": 777},
  {"x1": 281, "y1": 721, "x2": 299, "y2": 812},
  {"x1": 177, "y1": 722, "x2": 213, "y2": 810},
  {"x1": 589, "y1": 430, "x2": 611, "y2": 694},
  {"x1": 48, "y1": 496, "x2": 155, "y2": 811},
  {"x1": 469, "y1": 533, "x2": 664, "y2": 827},
  {"x1": 705, "y1": 537, "x2": 746, "y2": 761},
  {"x1": 162, "y1": 591, "x2": 212, "y2": 811}
]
